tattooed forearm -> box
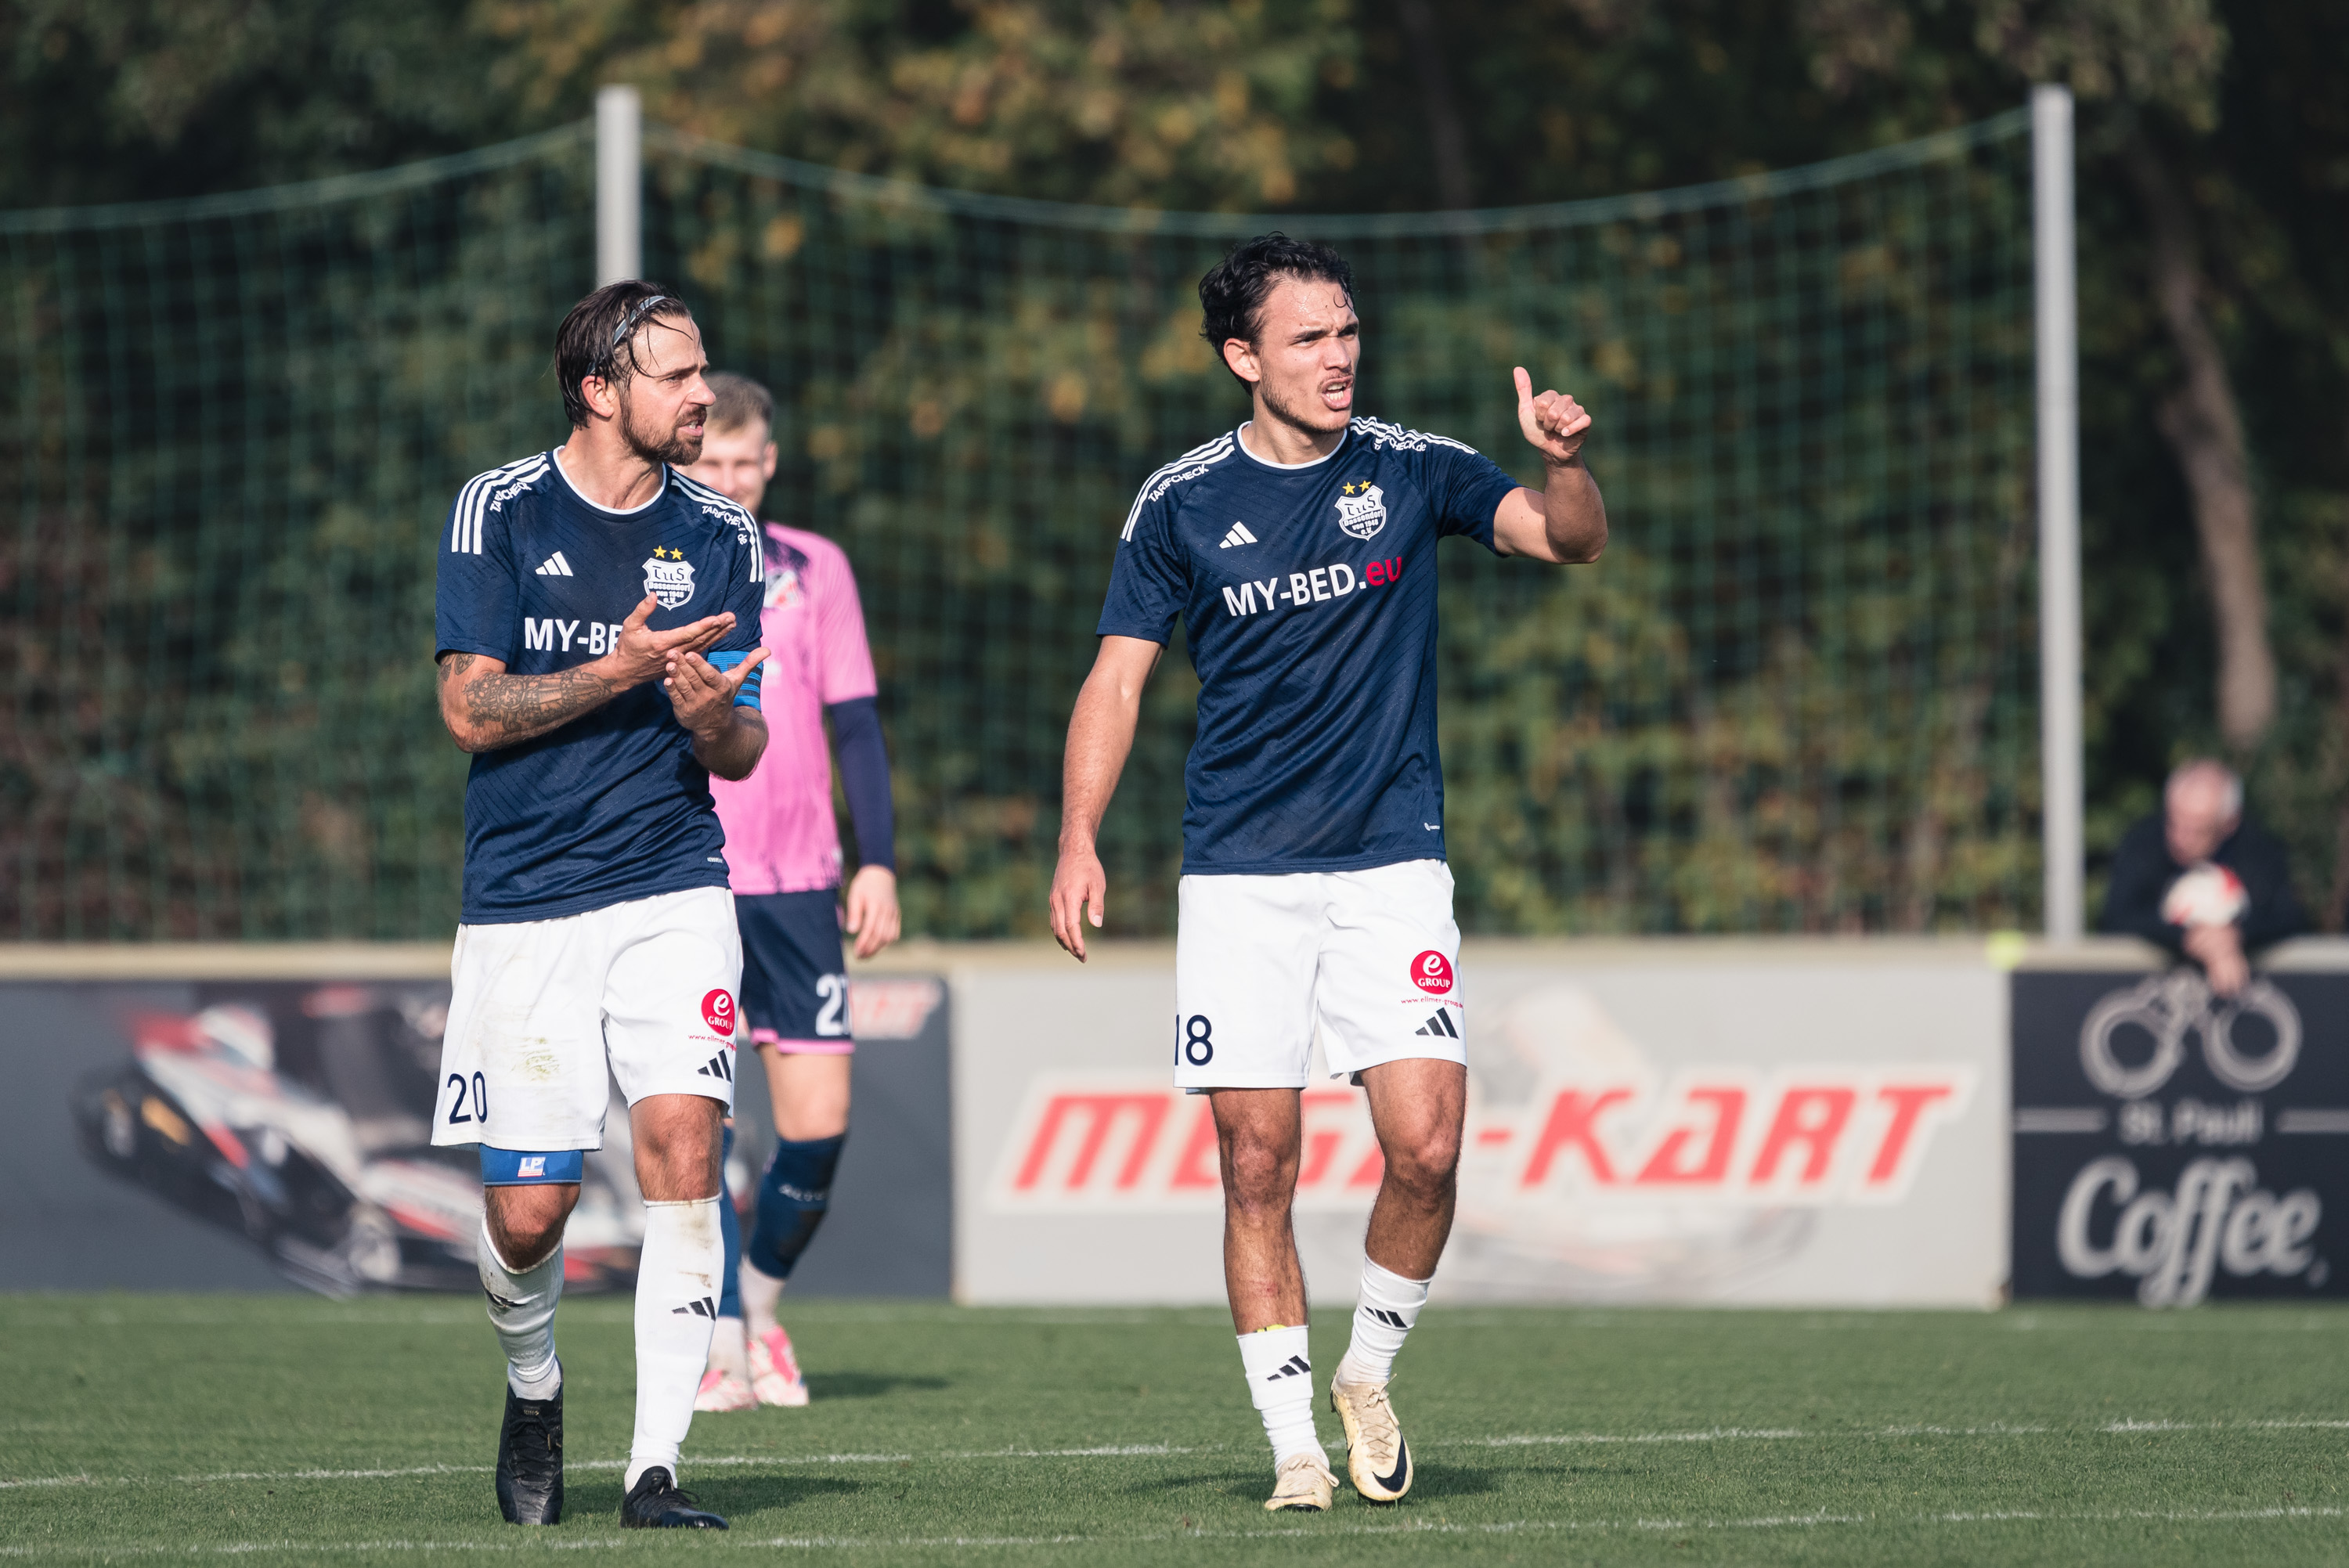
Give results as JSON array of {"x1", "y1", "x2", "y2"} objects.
[
  {"x1": 461, "y1": 668, "x2": 618, "y2": 749},
  {"x1": 436, "y1": 652, "x2": 619, "y2": 753}
]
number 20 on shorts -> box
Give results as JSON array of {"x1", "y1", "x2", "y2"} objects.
[
  {"x1": 1177, "y1": 1014, "x2": 1214, "y2": 1066},
  {"x1": 445, "y1": 1070, "x2": 489, "y2": 1127}
]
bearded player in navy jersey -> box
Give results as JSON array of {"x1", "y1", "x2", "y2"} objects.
[
  {"x1": 433, "y1": 281, "x2": 772, "y2": 1531},
  {"x1": 1050, "y1": 236, "x2": 1606, "y2": 1512}
]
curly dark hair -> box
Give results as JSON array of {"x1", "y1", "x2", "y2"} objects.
[
  {"x1": 553, "y1": 280, "x2": 696, "y2": 428},
  {"x1": 1197, "y1": 234, "x2": 1355, "y2": 386}
]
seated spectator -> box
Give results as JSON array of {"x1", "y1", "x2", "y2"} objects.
[{"x1": 2100, "y1": 759, "x2": 2308, "y2": 997}]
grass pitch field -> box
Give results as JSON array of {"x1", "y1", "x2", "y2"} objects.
[{"x1": 5, "y1": 1296, "x2": 2347, "y2": 1564}]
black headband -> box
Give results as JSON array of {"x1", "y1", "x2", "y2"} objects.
[{"x1": 597, "y1": 294, "x2": 673, "y2": 374}]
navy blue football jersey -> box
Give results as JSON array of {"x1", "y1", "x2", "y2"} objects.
[
  {"x1": 435, "y1": 452, "x2": 767, "y2": 924},
  {"x1": 1097, "y1": 416, "x2": 1521, "y2": 874}
]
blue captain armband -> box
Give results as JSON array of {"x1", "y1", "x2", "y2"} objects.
[
  {"x1": 479, "y1": 1146, "x2": 585, "y2": 1186},
  {"x1": 707, "y1": 650, "x2": 763, "y2": 709}
]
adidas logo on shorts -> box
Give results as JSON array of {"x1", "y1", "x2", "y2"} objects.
[
  {"x1": 1414, "y1": 1010, "x2": 1460, "y2": 1040},
  {"x1": 696, "y1": 1051, "x2": 734, "y2": 1083}
]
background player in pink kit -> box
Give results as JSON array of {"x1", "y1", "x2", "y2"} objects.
[{"x1": 685, "y1": 373, "x2": 900, "y2": 1410}]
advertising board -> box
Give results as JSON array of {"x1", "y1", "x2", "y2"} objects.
[
  {"x1": 2012, "y1": 947, "x2": 2349, "y2": 1305},
  {"x1": 951, "y1": 941, "x2": 2008, "y2": 1307},
  {"x1": 0, "y1": 964, "x2": 951, "y2": 1296}
]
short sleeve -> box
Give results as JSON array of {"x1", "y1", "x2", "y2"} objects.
[
  {"x1": 435, "y1": 487, "x2": 521, "y2": 663},
  {"x1": 1424, "y1": 438, "x2": 1521, "y2": 553},
  {"x1": 1095, "y1": 490, "x2": 1188, "y2": 643},
  {"x1": 809, "y1": 539, "x2": 879, "y2": 705},
  {"x1": 710, "y1": 525, "x2": 767, "y2": 709}
]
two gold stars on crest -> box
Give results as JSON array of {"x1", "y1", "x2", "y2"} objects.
[
  {"x1": 651, "y1": 546, "x2": 685, "y2": 561},
  {"x1": 1341, "y1": 481, "x2": 1371, "y2": 496}
]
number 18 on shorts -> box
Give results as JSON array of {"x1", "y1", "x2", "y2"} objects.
[{"x1": 1171, "y1": 858, "x2": 1465, "y2": 1090}]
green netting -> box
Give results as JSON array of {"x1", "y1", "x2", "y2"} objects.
[{"x1": 3, "y1": 110, "x2": 2038, "y2": 940}]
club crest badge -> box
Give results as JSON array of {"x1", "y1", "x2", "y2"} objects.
[
  {"x1": 1334, "y1": 480, "x2": 1387, "y2": 540},
  {"x1": 643, "y1": 546, "x2": 695, "y2": 609},
  {"x1": 765, "y1": 564, "x2": 804, "y2": 611}
]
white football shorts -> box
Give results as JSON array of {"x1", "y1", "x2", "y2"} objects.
[
  {"x1": 434, "y1": 885, "x2": 742, "y2": 1152},
  {"x1": 1173, "y1": 858, "x2": 1465, "y2": 1090}
]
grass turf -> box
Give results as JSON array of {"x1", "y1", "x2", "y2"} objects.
[{"x1": 3, "y1": 1296, "x2": 2347, "y2": 1564}]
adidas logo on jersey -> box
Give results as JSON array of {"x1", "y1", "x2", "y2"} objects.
[
  {"x1": 671, "y1": 1296, "x2": 718, "y2": 1318},
  {"x1": 1218, "y1": 522, "x2": 1259, "y2": 549},
  {"x1": 696, "y1": 1051, "x2": 734, "y2": 1083},
  {"x1": 1414, "y1": 1010, "x2": 1460, "y2": 1040},
  {"x1": 1263, "y1": 1354, "x2": 1310, "y2": 1382},
  {"x1": 534, "y1": 551, "x2": 575, "y2": 577}
]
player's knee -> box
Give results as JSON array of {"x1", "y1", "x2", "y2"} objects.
[
  {"x1": 486, "y1": 1191, "x2": 572, "y2": 1267},
  {"x1": 1381, "y1": 1127, "x2": 1461, "y2": 1204},
  {"x1": 772, "y1": 1090, "x2": 849, "y2": 1142},
  {"x1": 1219, "y1": 1134, "x2": 1300, "y2": 1213},
  {"x1": 633, "y1": 1097, "x2": 726, "y2": 1200}
]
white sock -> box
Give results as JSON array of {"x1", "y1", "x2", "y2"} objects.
[
  {"x1": 626, "y1": 1197, "x2": 723, "y2": 1491},
  {"x1": 709, "y1": 1316, "x2": 750, "y2": 1382},
  {"x1": 1236, "y1": 1325, "x2": 1322, "y2": 1467},
  {"x1": 1337, "y1": 1256, "x2": 1431, "y2": 1386},
  {"x1": 739, "y1": 1258, "x2": 785, "y2": 1339},
  {"x1": 477, "y1": 1224, "x2": 562, "y2": 1399}
]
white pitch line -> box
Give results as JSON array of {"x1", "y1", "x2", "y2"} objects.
[
  {"x1": 9, "y1": 1416, "x2": 2347, "y2": 1492},
  {"x1": 5, "y1": 1505, "x2": 2347, "y2": 1558},
  {"x1": 1470, "y1": 1427, "x2": 1805, "y2": 1447}
]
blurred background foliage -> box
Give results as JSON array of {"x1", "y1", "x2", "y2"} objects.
[{"x1": 2, "y1": 0, "x2": 2344, "y2": 939}]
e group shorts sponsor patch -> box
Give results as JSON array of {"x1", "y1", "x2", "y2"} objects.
[
  {"x1": 1172, "y1": 858, "x2": 1464, "y2": 1090},
  {"x1": 435, "y1": 885, "x2": 744, "y2": 1152}
]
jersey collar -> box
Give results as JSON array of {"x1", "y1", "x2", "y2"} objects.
[
  {"x1": 550, "y1": 449, "x2": 669, "y2": 517},
  {"x1": 1232, "y1": 421, "x2": 1350, "y2": 473}
]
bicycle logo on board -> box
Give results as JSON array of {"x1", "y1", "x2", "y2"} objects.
[{"x1": 2078, "y1": 970, "x2": 2301, "y2": 1100}]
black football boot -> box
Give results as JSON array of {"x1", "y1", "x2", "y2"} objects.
[
  {"x1": 494, "y1": 1371, "x2": 564, "y2": 1526},
  {"x1": 619, "y1": 1466, "x2": 728, "y2": 1529}
]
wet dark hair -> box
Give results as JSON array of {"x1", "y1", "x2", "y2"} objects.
[
  {"x1": 554, "y1": 280, "x2": 695, "y2": 427},
  {"x1": 1198, "y1": 234, "x2": 1355, "y2": 385}
]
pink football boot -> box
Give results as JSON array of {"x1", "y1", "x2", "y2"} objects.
[{"x1": 749, "y1": 1325, "x2": 810, "y2": 1407}]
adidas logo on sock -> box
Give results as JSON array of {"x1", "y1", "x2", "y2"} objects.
[
  {"x1": 1263, "y1": 1354, "x2": 1310, "y2": 1382},
  {"x1": 534, "y1": 551, "x2": 575, "y2": 576},
  {"x1": 1364, "y1": 1307, "x2": 1408, "y2": 1329},
  {"x1": 672, "y1": 1296, "x2": 718, "y2": 1318},
  {"x1": 696, "y1": 1051, "x2": 734, "y2": 1082},
  {"x1": 1218, "y1": 521, "x2": 1259, "y2": 549},
  {"x1": 1414, "y1": 1009, "x2": 1460, "y2": 1040}
]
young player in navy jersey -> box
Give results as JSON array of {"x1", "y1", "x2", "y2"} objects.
[
  {"x1": 433, "y1": 280, "x2": 771, "y2": 1532},
  {"x1": 1050, "y1": 235, "x2": 1607, "y2": 1512}
]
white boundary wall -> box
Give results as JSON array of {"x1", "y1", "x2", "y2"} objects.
[
  {"x1": 943, "y1": 939, "x2": 2014, "y2": 1308},
  {"x1": 17, "y1": 935, "x2": 2349, "y2": 1308}
]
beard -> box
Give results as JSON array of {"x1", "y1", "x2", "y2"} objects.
[
  {"x1": 1259, "y1": 374, "x2": 1350, "y2": 438},
  {"x1": 621, "y1": 392, "x2": 704, "y2": 467}
]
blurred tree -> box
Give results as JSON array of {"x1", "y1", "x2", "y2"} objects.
[
  {"x1": 2, "y1": 0, "x2": 2344, "y2": 934},
  {"x1": 0, "y1": 0, "x2": 521, "y2": 206},
  {"x1": 1797, "y1": 0, "x2": 2276, "y2": 754},
  {"x1": 474, "y1": 0, "x2": 1361, "y2": 210}
]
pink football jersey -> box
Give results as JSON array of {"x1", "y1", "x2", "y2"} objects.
[{"x1": 709, "y1": 522, "x2": 878, "y2": 893}]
